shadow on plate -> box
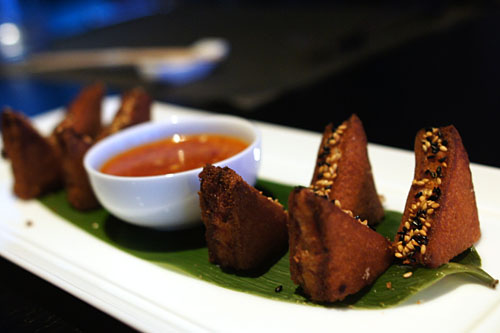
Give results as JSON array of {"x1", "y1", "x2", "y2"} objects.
[
  {"x1": 218, "y1": 246, "x2": 289, "y2": 278},
  {"x1": 103, "y1": 214, "x2": 207, "y2": 253}
]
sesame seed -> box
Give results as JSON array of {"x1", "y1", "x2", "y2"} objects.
[
  {"x1": 436, "y1": 166, "x2": 442, "y2": 177},
  {"x1": 403, "y1": 272, "x2": 413, "y2": 278},
  {"x1": 420, "y1": 245, "x2": 427, "y2": 255},
  {"x1": 316, "y1": 179, "x2": 333, "y2": 186}
]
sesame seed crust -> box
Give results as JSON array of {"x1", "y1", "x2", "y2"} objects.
[
  {"x1": 394, "y1": 125, "x2": 481, "y2": 268},
  {"x1": 394, "y1": 127, "x2": 449, "y2": 263},
  {"x1": 309, "y1": 115, "x2": 385, "y2": 228},
  {"x1": 310, "y1": 120, "x2": 366, "y2": 222}
]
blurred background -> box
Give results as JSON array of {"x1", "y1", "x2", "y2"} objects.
[
  {"x1": 1, "y1": 0, "x2": 500, "y2": 331},
  {"x1": 1, "y1": 0, "x2": 500, "y2": 168}
]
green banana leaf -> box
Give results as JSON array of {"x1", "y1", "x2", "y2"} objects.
[{"x1": 38, "y1": 179, "x2": 497, "y2": 308}]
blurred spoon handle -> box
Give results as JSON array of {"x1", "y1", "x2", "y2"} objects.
[{"x1": 10, "y1": 47, "x2": 197, "y2": 73}]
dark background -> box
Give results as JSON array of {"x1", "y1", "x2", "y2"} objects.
[{"x1": 1, "y1": 0, "x2": 500, "y2": 331}]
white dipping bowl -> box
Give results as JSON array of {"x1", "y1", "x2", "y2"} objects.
[{"x1": 84, "y1": 114, "x2": 261, "y2": 230}]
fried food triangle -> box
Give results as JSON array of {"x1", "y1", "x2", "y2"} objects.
[
  {"x1": 393, "y1": 125, "x2": 481, "y2": 268},
  {"x1": 53, "y1": 86, "x2": 152, "y2": 210},
  {"x1": 310, "y1": 114, "x2": 384, "y2": 225},
  {"x1": 199, "y1": 165, "x2": 288, "y2": 271},
  {"x1": 288, "y1": 187, "x2": 393, "y2": 302},
  {"x1": 53, "y1": 82, "x2": 104, "y2": 139},
  {"x1": 1, "y1": 108, "x2": 63, "y2": 199},
  {"x1": 54, "y1": 126, "x2": 99, "y2": 211},
  {"x1": 97, "y1": 87, "x2": 151, "y2": 140}
]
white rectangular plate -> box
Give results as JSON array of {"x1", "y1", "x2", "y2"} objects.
[{"x1": 1, "y1": 98, "x2": 499, "y2": 332}]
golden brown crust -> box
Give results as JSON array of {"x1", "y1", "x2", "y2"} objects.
[
  {"x1": 2, "y1": 85, "x2": 151, "y2": 211},
  {"x1": 54, "y1": 125, "x2": 99, "y2": 211},
  {"x1": 394, "y1": 125, "x2": 480, "y2": 268},
  {"x1": 310, "y1": 114, "x2": 384, "y2": 225},
  {"x1": 1, "y1": 109, "x2": 63, "y2": 199},
  {"x1": 288, "y1": 187, "x2": 393, "y2": 302},
  {"x1": 198, "y1": 165, "x2": 288, "y2": 271},
  {"x1": 97, "y1": 87, "x2": 151, "y2": 140},
  {"x1": 56, "y1": 82, "x2": 104, "y2": 139}
]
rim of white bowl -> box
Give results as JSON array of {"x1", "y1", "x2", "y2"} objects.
[{"x1": 83, "y1": 114, "x2": 261, "y2": 181}]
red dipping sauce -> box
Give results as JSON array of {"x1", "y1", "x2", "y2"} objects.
[{"x1": 100, "y1": 133, "x2": 248, "y2": 177}]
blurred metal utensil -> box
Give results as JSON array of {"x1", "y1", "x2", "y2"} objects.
[{"x1": 8, "y1": 38, "x2": 230, "y2": 84}]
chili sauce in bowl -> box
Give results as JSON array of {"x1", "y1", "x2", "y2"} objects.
[
  {"x1": 100, "y1": 133, "x2": 248, "y2": 177},
  {"x1": 84, "y1": 114, "x2": 260, "y2": 230}
]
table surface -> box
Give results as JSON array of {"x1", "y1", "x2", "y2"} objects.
[{"x1": 1, "y1": 2, "x2": 500, "y2": 332}]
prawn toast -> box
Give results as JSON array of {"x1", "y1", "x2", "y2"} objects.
[
  {"x1": 54, "y1": 126, "x2": 99, "y2": 210},
  {"x1": 198, "y1": 165, "x2": 288, "y2": 271},
  {"x1": 97, "y1": 87, "x2": 151, "y2": 140},
  {"x1": 1, "y1": 84, "x2": 152, "y2": 211},
  {"x1": 53, "y1": 86, "x2": 152, "y2": 210},
  {"x1": 310, "y1": 114, "x2": 384, "y2": 225},
  {"x1": 53, "y1": 81, "x2": 104, "y2": 139},
  {"x1": 288, "y1": 187, "x2": 393, "y2": 303},
  {"x1": 1, "y1": 109, "x2": 63, "y2": 199},
  {"x1": 394, "y1": 126, "x2": 480, "y2": 268}
]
